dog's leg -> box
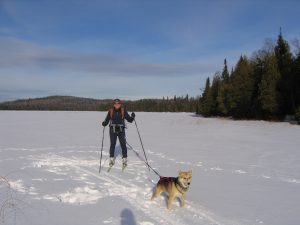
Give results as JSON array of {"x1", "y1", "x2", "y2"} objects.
[
  {"x1": 151, "y1": 191, "x2": 156, "y2": 200},
  {"x1": 151, "y1": 187, "x2": 161, "y2": 201},
  {"x1": 181, "y1": 193, "x2": 186, "y2": 208},
  {"x1": 167, "y1": 194, "x2": 175, "y2": 210}
]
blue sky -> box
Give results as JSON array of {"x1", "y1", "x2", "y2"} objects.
[{"x1": 0, "y1": 0, "x2": 299, "y2": 101}]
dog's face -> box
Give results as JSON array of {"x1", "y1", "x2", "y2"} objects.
[{"x1": 178, "y1": 170, "x2": 192, "y2": 188}]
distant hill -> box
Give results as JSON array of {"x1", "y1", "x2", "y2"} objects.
[
  {"x1": 0, "y1": 95, "x2": 198, "y2": 112},
  {"x1": 0, "y1": 96, "x2": 113, "y2": 111}
]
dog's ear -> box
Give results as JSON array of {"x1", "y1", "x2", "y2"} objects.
[
  {"x1": 188, "y1": 170, "x2": 193, "y2": 175},
  {"x1": 178, "y1": 170, "x2": 182, "y2": 175}
]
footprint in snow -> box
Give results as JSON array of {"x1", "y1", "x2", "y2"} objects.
[
  {"x1": 233, "y1": 170, "x2": 247, "y2": 174},
  {"x1": 210, "y1": 167, "x2": 223, "y2": 171},
  {"x1": 261, "y1": 175, "x2": 271, "y2": 179},
  {"x1": 283, "y1": 178, "x2": 300, "y2": 184},
  {"x1": 140, "y1": 222, "x2": 155, "y2": 225}
]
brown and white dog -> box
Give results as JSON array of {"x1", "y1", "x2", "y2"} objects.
[{"x1": 151, "y1": 170, "x2": 192, "y2": 209}]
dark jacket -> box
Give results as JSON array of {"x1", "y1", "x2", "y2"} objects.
[{"x1": 103, "y1": 107, "x2": 134, "y2": 127}]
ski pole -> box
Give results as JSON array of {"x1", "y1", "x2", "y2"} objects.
[
  {"x1": 134, "y1": 119, "x2": 150, "y2": 171},
  {"x1": 99, "y1": 126, "x2": 105, "y2": 173}
]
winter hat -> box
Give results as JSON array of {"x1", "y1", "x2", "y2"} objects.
[{"x1": 113, "y1": 98, "x2": 121, "y2": 104}]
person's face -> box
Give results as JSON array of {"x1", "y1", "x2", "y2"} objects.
[{"x1": 114, "y1": 102, "x2": 121, "y2": 109}]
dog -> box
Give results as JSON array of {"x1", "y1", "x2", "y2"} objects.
[{"x1": 151, "y1": 170, "x2": 192, "y2": 209}]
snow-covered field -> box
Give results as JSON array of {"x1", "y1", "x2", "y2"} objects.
[{"x1": 1, "y1": 111, "x2": 300, "y2": 225}]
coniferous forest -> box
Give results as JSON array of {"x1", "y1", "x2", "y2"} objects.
[
  {"x1": 197, "y1": 31, "x2": 300, "y2": 122},
  {"x1": 0, "y1": 95, "x2": 198, "y2": 113}
]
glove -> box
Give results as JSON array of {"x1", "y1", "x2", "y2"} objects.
[
  {"x1": 131, "y1": 112, "x2": 135, "y2": 119},
  {"x1": 102, "y1": 121, "x2": 107, "y2": 127}
]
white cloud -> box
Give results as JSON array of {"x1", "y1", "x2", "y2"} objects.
[{"x1": 0, "y1": 37, "x2": 219, "y2": 77}]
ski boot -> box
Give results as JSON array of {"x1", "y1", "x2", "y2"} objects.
[
  {"x1": 107, "y1": 157, "x2": 115, "y2": 172},
  {"x1": 122, "y1": 157, "x2": 127, "y2": 172}
]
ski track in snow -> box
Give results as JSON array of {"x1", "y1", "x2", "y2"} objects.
[
  {"x1": 1, "y1": 145, "x2": 299, "y2": 187},
  {"x1": 2, "y1": 112, "x2": 300, "y2": 225},
  {"x1": 1, "y1": 145, "x2": 239, "y2": 225},
  {"x1": 1, "y1": 144, "x2": 300, "y2": 225}
]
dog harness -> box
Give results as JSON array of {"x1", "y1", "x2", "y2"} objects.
[
  {"x1": 175, "y1": 177, "x2": 189, "y2": 195},
  {"x1": 159, "y1": 177, "x2": 189, "y2": 195}
]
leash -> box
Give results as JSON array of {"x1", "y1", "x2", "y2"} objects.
[
  {"x1": 134, "y1": 119, "x2": 150, "y2": 171},
  {"x1": 99, "y1": 116, "x2": 160, "y2": 178},
  {"x1": 126, "y1": 141, "x2": 161, "y2": 178},
  {"x1": 99, "y1": 126, "x2": 105, "y2": 173}
]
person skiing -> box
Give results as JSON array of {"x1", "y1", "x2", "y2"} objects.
[{"x1": 102, "y1": 98, "x2": 135, "y2": 170}]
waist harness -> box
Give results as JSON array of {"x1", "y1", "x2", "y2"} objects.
[
  {"x1": 110, "y1": 124, "x2": 124, "y2": 133},
  {"x1": 109, "y1": 108, "x2": 125, "y2": 133}
]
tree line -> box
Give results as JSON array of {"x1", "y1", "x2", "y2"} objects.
[
  {"x1": 197, "y1": 31, "x2": 300, "y2": 122},
  {"x1": 0, "y1": 95, "x2": 199, "y2": 112}
]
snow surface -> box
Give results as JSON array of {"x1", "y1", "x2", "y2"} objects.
[{"x1": 0, "y1": 111, "x2": 300, "y2": 225}]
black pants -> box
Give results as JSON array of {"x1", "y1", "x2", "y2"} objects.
[{"x1": 109, "y1": 130, "x2": 127, "y2": 158}]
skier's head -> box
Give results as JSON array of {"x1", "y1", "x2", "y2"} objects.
[{"x1": 113, "y1": 98, "x2": 122, "y2": 109}]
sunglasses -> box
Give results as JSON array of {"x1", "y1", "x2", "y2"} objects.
[{"x1": 114, "y1": 102, "x2": 121, "y2": 105}]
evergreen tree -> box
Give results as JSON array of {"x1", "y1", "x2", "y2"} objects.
[
  {"x1": 258, "y1": 54, "x2": 281, "y2": 119},
  {"x1": 275, "y1": 29, "x2": 293, "y2": 73},
  {"x1": 221, "y1": 59, "x2": 230, "y2": 82},
  {"x1": 210, "y1": 73, "x2": 222, "y2": 115},
  {"x1": 275, "y1": 30, "x2": 295, "y2": 115},
  {"x1": 227, "y1": 56, "x2": 254, "y2": 118},
  {"x1": 199, "y1": 77, "x2": 213, "y2": 116},
  {"x1": 294, "y1": 53, "x2": 300, "y2": 107},
  {"x1": 251, "y1": 56, "x2": 264, "y2": 118},
  {"x1": 217, "y1": 59, "x2": 231, "y2": 116}
]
